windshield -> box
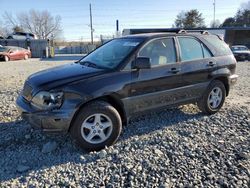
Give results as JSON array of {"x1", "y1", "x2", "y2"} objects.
[
  {"x1": 80, "y1": 38, "x2": 144, "y2": 69},
  {"x1": 231, "y1": 46, "x2": 249, "y2": 51}
]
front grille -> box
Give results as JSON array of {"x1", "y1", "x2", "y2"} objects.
[{"x1": 22, "y1": 82, "x2": 33, "y2": 101}]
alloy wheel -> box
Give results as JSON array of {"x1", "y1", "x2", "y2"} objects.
[
  {"x1": 81, "y1": 113, "x2": 113, "y2": 144},
  {"x1": 207, "y1": 87, "x2": 223, "y2": 109}
]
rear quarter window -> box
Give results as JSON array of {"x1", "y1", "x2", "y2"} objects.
[{"x1": 202, "y1": 35, "x2": 232, "y2": 56}]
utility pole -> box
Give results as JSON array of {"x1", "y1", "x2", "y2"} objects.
[
  {"x1": 89, "y1": 3, "x2": 93, "y2": 44},
  {"x1": 213, "y1": 0, "x2": 216, "y2": 25},
  {"x1": 116, "y1": 19, "x2": 119, "y2": 37}
]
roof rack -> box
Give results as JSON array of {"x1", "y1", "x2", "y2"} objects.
[
  {"x1": 178, "y1": 29, "x2": 187, "y2": 34},
  {"x1": 124, "y1": 28, "x2": 210, "y2": 35},
  {"x1": 184, "y1": 30, "x2": 210, "y2": 34}
]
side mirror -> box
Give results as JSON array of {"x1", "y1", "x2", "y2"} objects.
[{"x1": 132, "y1": 57, "x2": 151, "y2": 70}]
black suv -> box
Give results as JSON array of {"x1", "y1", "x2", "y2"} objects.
[{"x1": 16, "y1": 30, "x2": 238, "y2": 150}]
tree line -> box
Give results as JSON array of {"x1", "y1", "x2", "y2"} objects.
[
  {"x1": 0, "y1": 10, "x2": 62, "y2": 40},
  {"x1": 0, "y1": 1, "x2": 249, "y2": 40},
  {"x1": 174, "y1": 1, "x2": 250, "y2": 28}
]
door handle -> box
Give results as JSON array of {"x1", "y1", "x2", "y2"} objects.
[
  {"x1": 169, "y1": 67, "x2": 180, "y2": 74},
  {"x1": 207, "y1": 61, "x2": 216, "y2": 67}
]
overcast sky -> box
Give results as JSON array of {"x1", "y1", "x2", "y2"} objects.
[{"x1": 0, "y1": 0, "x2": 248, "y2": 41}]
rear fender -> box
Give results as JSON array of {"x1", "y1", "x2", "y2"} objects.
[
  {"x1": 209, "y1": 68, "x2": 230, "y2": 78},
  {"x1": 209, "y1": 68, "x2": 230, "y2": 96}
]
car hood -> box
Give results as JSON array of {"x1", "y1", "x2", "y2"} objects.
[
  {"x1": 27, "y1": 63, "x2": 107, "y2": 90},
  {"x1": 233, "y1": 50, "x2": 250, "y2": 54}
]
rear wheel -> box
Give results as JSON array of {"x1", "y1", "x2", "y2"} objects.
[
  {"x1": 4, "y1": 56, "x2": 9, "y2": 62},
  {"x1": 70, "y1": 101, "x2": 122, "y2": 151},
  {"x1": 24, "y1": 54, "x2": 28, "y2": 60},
  {"x1": 198, "y1": 80, "x2": 226, "y2": 115}
]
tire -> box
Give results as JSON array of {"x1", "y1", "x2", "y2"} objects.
[
  {"x1": 24, "y1": 54, "x2": 28, "y2": 60},
  {"x1": 198, "y1": 80, "x2": 226, "y2": 115},
  {"x1": 4, "y1": 56, "x2": 9, "y2": 62},
  {"x1": 70, "y1": 101, "x2": 122, "y2": 151}
]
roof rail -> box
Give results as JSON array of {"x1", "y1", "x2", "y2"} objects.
[
  {"x1": 178, "y1": 29, "x2": 187, "y2": 34},
  {"x1": 123, "y1": 28, "x2": 211, "y2": 35},
  {"x1": 185, "y1": 30, "x2": 210, "y2": 35}
]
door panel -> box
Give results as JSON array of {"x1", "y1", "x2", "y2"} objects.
[
  {"x1": 180, "y1": 58, "x2": 213, "y2": 98},
  {"x1": 9, "y1": 49, "x2": 19, "y2": 60},
  {"x1": 122, "y1": 37, "x2": 182, "y2": 116},
  {"x1": 123, "y1": 64, "x2": 182, "y2": 115},
  {"x1": 177, "y1": 36, "x2": 215, "y2": 99}
]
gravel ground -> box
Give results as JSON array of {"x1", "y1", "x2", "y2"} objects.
[{"x1": 0, "y1": 56, "x2": 249, "y2": 187}]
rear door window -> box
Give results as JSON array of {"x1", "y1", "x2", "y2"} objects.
[
  {"x1": 201, "y1": 43, "x2": 212, "y2": 58},
  {"x1": 178, "y1": 37, "x2": 204, "y2": 62}
]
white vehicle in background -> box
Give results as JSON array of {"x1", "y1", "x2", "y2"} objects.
[
  {"x1": 231, "y1": 45, "x2": 250, "y2": 61},
  {"x1": 7, "y1": 32, "x2": 37, "y2": 40}
]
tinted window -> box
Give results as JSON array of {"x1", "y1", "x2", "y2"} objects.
[
  {"x1": 203, "y1": 35, "x2": 232, "y2": 56},
  {"x1": 178, "y1": 37, "x2": 203, "y2": 61},
  {"x1": 81, "y1": 38, "x2": 144, "y2": 69},
  {"x1": 139, "y1": 38, "x2": 177, "y2": 67},
  {"x1": 0, "y1": 47, "x2": 7, "y2": 52},
  {"x1": 201, "y1": 43, "x2": 212, "y2": 58}
]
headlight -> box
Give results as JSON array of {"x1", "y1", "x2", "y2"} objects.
[{"x1": 31, "y1": 91, "x2": 63, "y2": 110}]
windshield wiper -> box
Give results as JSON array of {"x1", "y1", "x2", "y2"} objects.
[
  {"x1": 80, "y1": 61, "x2": 109, "y2": 70},
  {"x1": 80, "y1": 61, "x2": 99, "y2": 68}
]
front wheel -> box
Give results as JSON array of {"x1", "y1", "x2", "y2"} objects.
[
  {"x1": 198, "y1": 80, "x2": 226, "y2": 115},
  {"x1": 4, "y1": 56, "x2": 9, "y2": 62},
  {"x1": 24, "y1": 54, "x2": 28, "y2": 60},
  {"x1": 70, "y1": 101, "x2": 122, "y2": 151}
]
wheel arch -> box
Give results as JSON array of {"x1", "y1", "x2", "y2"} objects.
[
  {"x1": 4, "y1": 55, "x2": 10, "y2": 61},
  {"x1": 69, "y1": 94, "x2": 127, "y2": 132},
  {"x1": 213, "y1": 76, "x2": 229, "y2": 96}
]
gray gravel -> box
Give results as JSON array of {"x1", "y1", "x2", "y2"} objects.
[{"x1": 0, "y1": 57, "x2": 249, "y2": 187}]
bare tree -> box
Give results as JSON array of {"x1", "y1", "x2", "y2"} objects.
[
  {"x1": 2, "y1": 10, "x2": 62, "y2": 39},
  {"x1": 0, "y1": 18, "x2": 11, "y2": 37},
  {"x1": 2, "y1": 12, "x2": 19, "y2": 29},
  {"x1": 18, "y1": 10, "x2": 62, "y2": 39}
]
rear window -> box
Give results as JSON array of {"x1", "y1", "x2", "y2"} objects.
[{"x1": 203, "y1": 35, "x2": 232, "y2": 56}]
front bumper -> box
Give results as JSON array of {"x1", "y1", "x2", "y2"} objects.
[
  {"x1": 16, "y1": 95, "x2": 74, "y2": 132},
  {"x1": 234, "y1": 53, "x2": 250, "y2": 61}
]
